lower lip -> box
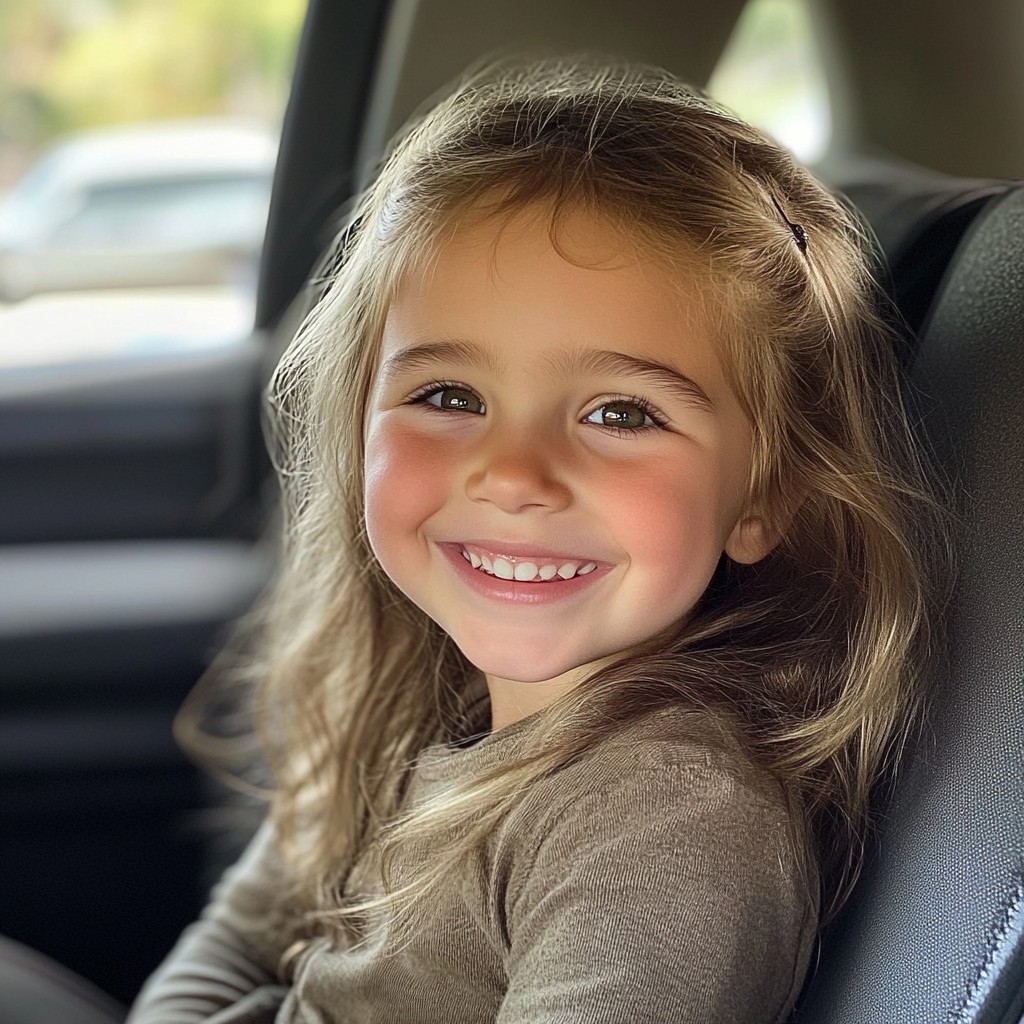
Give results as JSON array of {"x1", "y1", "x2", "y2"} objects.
[{"x1": 437, "y1": 543, "x2": 610, "y2": 606}]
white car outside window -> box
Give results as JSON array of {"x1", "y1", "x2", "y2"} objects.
[{"x1": 0, "y1": 119, "x2": 276, "y2": 302}]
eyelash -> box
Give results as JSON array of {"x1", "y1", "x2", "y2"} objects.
[
  {"x1": 405, "y1": 382, "x2": 668, "y2": 436},
  {"x1": 586, "y1": 394, "x2": 669, "y2": 437},
  {"x1": 405, "y1": 380, "x2": 481, "y2": 411}
]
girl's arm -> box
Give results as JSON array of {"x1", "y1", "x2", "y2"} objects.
[
  {"x1": 127, "y1": 821, "x2": 296, "y2": 1024},
  {"x1": 497, "y1": 737, "x2": 818, "y2": 1024}
]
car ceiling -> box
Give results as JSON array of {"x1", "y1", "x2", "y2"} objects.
[{"x1": 821, "y1": 0, "x2": 1024, "y2": 180}]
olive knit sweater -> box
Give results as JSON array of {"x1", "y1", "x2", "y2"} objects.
[{"x1": 128, "y1": 707, "x2": 818, "y2": 1024}]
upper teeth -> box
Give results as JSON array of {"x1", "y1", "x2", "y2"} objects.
[{"x1": 460, "y1": 547, "x2": 597, "y2": 581}]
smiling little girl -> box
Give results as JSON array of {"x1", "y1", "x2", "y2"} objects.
[{"x1": 129, "y1": 60, "x2": 938, "y2": 1024}]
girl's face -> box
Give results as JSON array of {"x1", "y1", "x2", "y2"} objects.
[{"x1": 364, "y1": 208, "x2": 772, "y2": 727}]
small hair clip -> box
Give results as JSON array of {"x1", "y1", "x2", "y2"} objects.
[{"x1": 771, "y1": 197, "x2": 808, "y2": 255}]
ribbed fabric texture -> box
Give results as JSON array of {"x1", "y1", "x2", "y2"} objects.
[{"x1": 129, "y1": 707, "x2": 818, "y2": 1024}]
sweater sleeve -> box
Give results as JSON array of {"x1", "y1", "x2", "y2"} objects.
[
  {"x1": 127, "y1": 821, "x2": 298, "y2": 1024},
  {"x1": 495, "y1": 745, "x2": 817, "y2": 1024}
]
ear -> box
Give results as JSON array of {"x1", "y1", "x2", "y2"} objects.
[{"x1": 724, "y1": 512, "x2": 780, "y2": 565}]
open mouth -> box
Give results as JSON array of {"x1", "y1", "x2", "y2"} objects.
[
  {"x1": 457, "y1": 542, "x2": 599, "y2": 583},
  {"x1": 436, "y1": 542, "x2": 611, "y2": 607}
]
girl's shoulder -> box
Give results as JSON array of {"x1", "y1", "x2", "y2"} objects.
[
  {"x1": 551, "y1": 704, "x2": 789, "y2": 814},
  {"x1": 498, "y1": 704, "x2": 808, "y2": 869},
  {"x1": 488, "y1": 705, "x2": 819, "y2": 1021}
]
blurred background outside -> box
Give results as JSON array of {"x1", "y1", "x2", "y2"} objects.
[{"x1": 0, "y1": 0, "x2": 306, "y2": 372}]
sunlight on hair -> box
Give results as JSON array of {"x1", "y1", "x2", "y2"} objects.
[
  {"x1": 238, "y1": 59, "x2": 943, "y2": 942},
  {"x1": 708, "y1": 0, "x2": 831, "y2": 165}
]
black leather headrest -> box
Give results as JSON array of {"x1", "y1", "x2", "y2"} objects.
[{"x1": 841, "y1": 174, "x2": 1010, "y2": 352}]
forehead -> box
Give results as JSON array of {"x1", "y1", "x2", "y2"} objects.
[{"x1": 381, "y1": 207, "x2": 728, "y2": 387}]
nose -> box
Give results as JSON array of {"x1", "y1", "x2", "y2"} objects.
[{"x1": 464, "y1": 428, "x2": 572, "y2": 515}]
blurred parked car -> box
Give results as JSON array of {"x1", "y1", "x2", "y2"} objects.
[{"x1": 0, "y1": 119, "x2": 276, "y2": 303}]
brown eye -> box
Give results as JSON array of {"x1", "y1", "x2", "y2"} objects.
[
  {"x1": 426, "y1": 386, "x2": 485, "y2": 414},
  {"x1": 586, "y1": 401, "x2": 651, "y2": 429}
]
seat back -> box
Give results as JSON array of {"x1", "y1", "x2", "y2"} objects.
[{"x1": 796, "y1": 184, "x2": 1024, "y2": 1022}]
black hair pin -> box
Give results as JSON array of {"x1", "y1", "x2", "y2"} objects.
[{"x1": 771, "y1": 197, "x2": 808, "y2": 255}]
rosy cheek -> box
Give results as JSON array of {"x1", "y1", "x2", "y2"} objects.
[
  {"x1": 364, "y1": 417, "x2": 454, "y2": 570},
  {"x1": 591, "y1": 455, "x2": 724, "y2": 583}
]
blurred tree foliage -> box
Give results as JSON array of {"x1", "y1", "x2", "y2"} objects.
[{"x1": 0, "y1": 0, "x2": 306, "y2": 145}]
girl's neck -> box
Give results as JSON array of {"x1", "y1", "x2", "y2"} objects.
[{"x1": 486, "y1": 661, "x2": 606, "y2": 731}]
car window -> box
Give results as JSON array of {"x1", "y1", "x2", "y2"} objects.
[
  {"x1": 707, "y1": 0, "x2": 831, "y2": 164},
  {"x1": 0, "y1": 0, "x2": 305, "y2": 366}
]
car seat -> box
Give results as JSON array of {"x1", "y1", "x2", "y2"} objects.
[
  {"x1": 0, "y1": 935, "x2": 125, "y2": 1024},
  {"x1": 795, "y1": 180, "x2": 1024, "y2": 1022}
]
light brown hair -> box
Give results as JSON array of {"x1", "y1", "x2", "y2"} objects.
[{"x1": 182, "y1": 58, "x2": 944, "y2": 946}]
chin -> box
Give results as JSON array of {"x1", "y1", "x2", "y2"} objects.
[{"x1": 458, "y1": 642, "x2": 586, "y2": 685}]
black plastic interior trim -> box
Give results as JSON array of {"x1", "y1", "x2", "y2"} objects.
[{"x1": 255, "y1": 0, "x2": 391, "y2": 330}]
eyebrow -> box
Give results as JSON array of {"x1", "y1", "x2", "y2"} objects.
[
  {"x1": 378, "y1": 340, "x2": 502, "y2": 384},
  {"x1": 379, "y1": 340, "x2": 714, "y2": 410},
  {"x1": 551, "y1": 348, "x2": 715, "y2": 410}
]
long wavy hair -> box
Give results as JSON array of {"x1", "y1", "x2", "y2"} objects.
[{"x1": 181, "y1": 58, "x2": 944, "y2": 952}]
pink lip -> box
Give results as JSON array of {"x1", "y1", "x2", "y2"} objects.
[{"x1": 437, "y1": 542, "x2": 611, "y2": 606}]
